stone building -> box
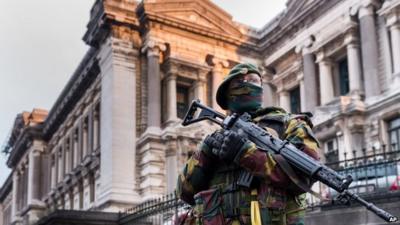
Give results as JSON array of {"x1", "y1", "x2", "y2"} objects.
[{"x1": 1, "y1": 0, "x2": 399, "y2": 225}]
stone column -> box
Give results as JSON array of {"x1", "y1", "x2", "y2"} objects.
[
  {"x1": 390, "y1": 24, "x2": 400, "y2": 73},
  {"x1": 83, "y1": 177, "x2": 90, "y2": 209},
  {"x1": 165, "y1": 73, "x2": 178, "y2": 123},
  {"x1": 73, "y1": 130, "x2": 78, "y2": 168},
  {"x1": 72, "y1": 186, "x2": 80, "y2": 210},
  {"x1": 93, "y1": 110, "x2": 100, "y2": 151},
  {"x1": 64, "y1": 194, "x2": 70, "y2": 210},
  {"x1": 64, "y1": 141, "x2": 69, "y2": 174},
  {"x1": 11, "y1": 172, "x2": 20, "y2": 222},
  {"x1": 58, "y1": 147, "x2": 63, "y2": 182},
  {"x1": 50, "y1": 156, "x2": 56, "y2": 189},
  {"x1": 279, "y1": 91, "x2": 291, "y2": 112},
  {"x1": 68, "y1": 133, "x2": 73, "y2": 171},
  {"x1": 316, "y1": 53, "x2": 335, "y2": 105},
  {"x1": 19, "y1": 168, "x2": 26, "y2": 210},
  {"x1": 27, "y1": 149, "x2": 42, "y2": 205},
  {"x1": 17, "y1": 171, "x2": 22, "y2": 211},
  {"x1": 94, "y1": 171, "x2": 100, "y2": 202},
  {"x1": 382, "y1": 7, "x2": 400, "y2": 87},
  {"x1": 359, "y1": 3, "x2": 381, "y2": 97},
  {"x1": 194, "y1": 71, "x2": 207, "y2": 102},
  {"x1": 261, "y1": 69, "x2": 275, "y2": 107},
  {"x1": 165, "y1": 140, "x2": 178, "y2": 193},
  {"x1": 302, "y1": 51, "x2": 318, "y2": 111},
  {"x1": 82, "y1": 121, "x2": 88, "y2": 159},
  {"x1": 144, "y1": 41, "x2": 166, "y2": 131},
  {"x1": 54, "y1": 150, "x2": 59, "y2": 184},
  {"x1": 263, "y1": 82, "x2": 276, "y2": 107},
  {"x1": 98, "y1": 37, "x2": 140, "y2": 210},
  {"x1": 24, "y1": 166, "x2": 28, "y2": 206},
  {"x1": 88, "y1": 109, "x2": 94, "y2": 155},
  {"x1": 298, "y1": 73, "x2": 306, "y2": 112},
  {"x1": 211, "y1": 58, "x2": 228, "y2": 111},
  {"x1": 65, "y1": 138, "x2": 71, "y2": 173},
  {"x1": 345, "y1": 31, "x2": 364, "y2": 98},
  {"x1": 78, "y1": 120, "x2": 83, "y2": 163}
]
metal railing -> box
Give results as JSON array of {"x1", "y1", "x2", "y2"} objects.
[
  {"x1": 120, "y1": 146, "x2": 400, "y2": 224},
  {"x1": 119, "y1": 192, "x2": 190, "y2": 225},
  {"x1": 307, "y1": 145, "x2": 400, "y2": 208}
]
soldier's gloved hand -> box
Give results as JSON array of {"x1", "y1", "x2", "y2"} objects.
[
  {"x1": 217, "y1": 130, "x2": 249, "y2": 163},
  {"x1": 202, "y1": 130, "x2": 224, "y2": 158}
]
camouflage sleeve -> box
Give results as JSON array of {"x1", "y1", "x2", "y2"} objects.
[
  {"x1": 176, "y1": 142, "x2": 216, "y2": 205},
  {"x1": 235, "y1": 117, "x2": 320, "y2": 187}
]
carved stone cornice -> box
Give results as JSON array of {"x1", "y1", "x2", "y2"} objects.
[
  {"x1": 295, "y1": 36, "x2": 315, "y2": 55},
  {"x1": 43, "y1": 48, "x2": 100, "y2": 141},
  {"x1": 6, "y1": 125, "x2": 43, "y2": 168},
  {"x1": 312, "y1": 31, "x2": 347, "y2": 60},
  {"x1": 141, "y1": 38, "x2": 167, "y2": 57},
  {"x1": 136, "y1": 0, "x2": 257, "y2": 49},
  {"x1": 83, "y1": 0, "x2": 140, "y2": 47},
  {"x1": 315, "y1": 50, "x2": 333, "y2": 64},
  {"x1": 378, "y1": 1, "x2": 400, "y2": 27},
  {"x1": 350, "y1": 0, "x2": 382, "y2": 19},
  {"x1": 161, "y1": 57, "x2": 211, "y2": 81},
  {"x1": 270, "y1": 60, "x2": 302, "y2": 92},
  {"x1": 209, "y1": 57, "x2": 229, "y2": 71},
  {"x1": 259, "y1": 0, "x2": 341, "y2": 51}
]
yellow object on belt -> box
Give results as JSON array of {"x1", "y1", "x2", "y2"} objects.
[{"x1": 250, "y1": 189, "x2": 261, "y2": 225}]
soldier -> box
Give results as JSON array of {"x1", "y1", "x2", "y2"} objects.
[{"x1": 177, "y1": 63, "x2": 320, "y2": 225}]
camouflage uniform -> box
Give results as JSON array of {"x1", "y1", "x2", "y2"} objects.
[
  {"x1": 177, "y1": 107, "x2": 320, "y2": 225},
  {"x1": 176, "y1": 63, "x2": 320, "y2": 225}
]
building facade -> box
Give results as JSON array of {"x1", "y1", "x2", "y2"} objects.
[{"x1": 1, "y1": 0, "x2": 399, "y2": 225}]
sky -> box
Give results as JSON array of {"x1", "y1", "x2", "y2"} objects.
[{"x1": 0, "y1": 0, "x2": 287, "y2": 186}]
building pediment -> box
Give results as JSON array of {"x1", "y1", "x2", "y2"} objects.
[
  {"x1": 140, "y1": 0, "x2": 244, "y2": 38},
  {"x1": 283, "y1": 0, "x2": 319, "y2": 23}
]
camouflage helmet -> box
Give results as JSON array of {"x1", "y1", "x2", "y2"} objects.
[{"x1": 216, "y1": 63, "x2": 262, "y2": 110}]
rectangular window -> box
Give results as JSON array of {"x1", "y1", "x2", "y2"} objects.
[
  {"x1": 324, "y1": 137, "x2": 339, "y2": 164},
  {"x1": 338, "y1": 58, "x2": 350, "y2": 95},
  {"x1": 326, "y1": 139, "x2": 338, "y2": 152},
  {"x1": 388, "y1": 117, "x2": 400, "y2": 151},
  {"x1": 177, "y1": 86, "x2": 189, "y2": 119},
  {"x1": 289, "y1": 86, "x2": 301, "y2": 114}
]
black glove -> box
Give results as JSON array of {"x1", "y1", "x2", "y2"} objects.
[
  {"x1": 217, "y1": 130, "x2": 247, "y2": 163},
  {"x1": 202, "y1": 130, "x2": 224, "y2": 158}
]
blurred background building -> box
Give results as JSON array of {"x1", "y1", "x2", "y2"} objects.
[{"x1": 0, "y1": 0, "x2": 399, "y2": 225}]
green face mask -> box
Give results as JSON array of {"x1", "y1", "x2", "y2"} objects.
[{"x1": 227, "y1": 82, "x2": 263, "y2": 113}]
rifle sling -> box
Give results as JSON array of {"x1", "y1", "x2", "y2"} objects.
[{"x1": 272, "y1": 154, "x2": 328, "y2": 201}]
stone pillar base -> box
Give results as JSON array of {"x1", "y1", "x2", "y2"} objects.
[
  {"x1": 164, "y1": 118, "x2": 180, "y2": 127},
  {"x1": 96, "y1": 189, "x2": 141, "y2": 212},
  {"x1": 11, "y1": 217, "x2": 22, "y2": 225},
  {"x1": 25, "y1": 205, "x2": 46, "y2": 225},
  {"x1": 137, "y1": 131, "x2": 166, "y2": 200}
]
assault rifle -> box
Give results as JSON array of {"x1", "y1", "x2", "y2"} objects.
[{"x1": 182, "y1": 99, "x2": 398, "y2": 223}]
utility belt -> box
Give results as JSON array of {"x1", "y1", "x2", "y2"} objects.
[
  {"x1": 221, "y1": 182, "x2": 255, "y2": 218},
  {"x1": 193, "y1": 183, "x2": 265, "y2": 225},
  {"x1": 193, "y1": 188, "x2": 245, "y2": 225}
]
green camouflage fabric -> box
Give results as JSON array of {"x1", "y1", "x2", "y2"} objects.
[
  {"x1": 227, "y1": 82, "x2": 263, "y2": 113},
  {"x1": 177, "y1": 107, "x2": 320, "y2": 225},
  {"x1": 216, "y1": 63, "x2": 261, "y2": 110}
]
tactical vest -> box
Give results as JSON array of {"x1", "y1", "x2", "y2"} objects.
[{"x1": 205, "y1": 107, "x2": 313, "y2": 216}]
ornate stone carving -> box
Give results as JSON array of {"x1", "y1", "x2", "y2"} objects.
[{"x1": 141, "y1": 38, "x2": 167, "y2": 57}]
